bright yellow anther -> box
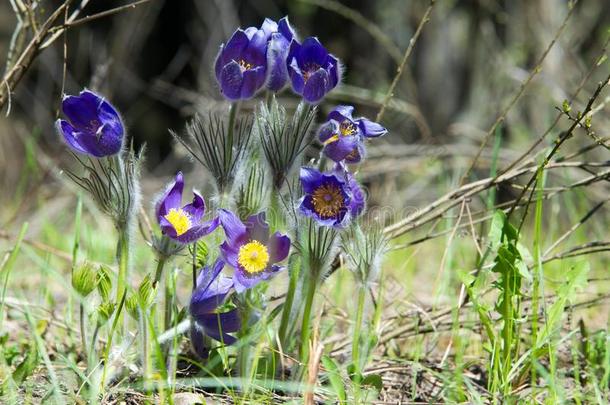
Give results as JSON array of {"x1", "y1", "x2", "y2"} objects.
[
  {"x1": 238, "y1": 240, "x2": 270, "y2": 274},
  {"x1": 164, "y1": 208, "x2": 191, "y2": 236}
]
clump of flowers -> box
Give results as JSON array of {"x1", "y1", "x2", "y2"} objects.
[{"x1": 55, "y1": 13, "x2": 388, "y2": 395}]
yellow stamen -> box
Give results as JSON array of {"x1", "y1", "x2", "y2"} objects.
[
  {"x1": 238, "y1": 59, "x2": 253, "y2": 71},
  {"x1": 312, "y1": 183, "x2": 344, "y2": 218},
  {"x1": 324, "y1": 120, "x2": 358, "y2": 145},
  {"x1": 164, "y1": 208, "x2": 191, "y2": 236},
  {"x1": 238, "y1": 240, "x2": 270, "y2": 274}
]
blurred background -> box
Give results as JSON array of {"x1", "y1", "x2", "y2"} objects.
[{"x1": 1, "y1": 0, "x2": 610, "y2": 296}]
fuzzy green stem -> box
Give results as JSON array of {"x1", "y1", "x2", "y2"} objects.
[
  {"x1": 299, "y1": 277, "x2": 317, "y2": 364},
  {"x1": 79, "y1": 302, "x2": 87, "y2": 364},
  {"x1": 164, "y1": 269, "x2": 174, "y2": 331},
  {"x1": 225, "y1": 102, "x2": 239, "y2": 171},
  {"x1": 153, "y1": 256, "x2": 167, "y2": 289},
  {"x1": 278, "y1": 256, "x2": 299, "y2": 348},
  {"x1": 141, "y1": 311, "x2": 152, "y2": 397},
  {"x1": 352, "y1": 286, "x2": 366, "y2": 371},
  {"x1": 116, "y1": 230, "x2": 130, "y2": 312}
]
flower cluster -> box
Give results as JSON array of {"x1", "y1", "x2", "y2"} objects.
[
  {"x1": 215, "y1": 17, "x2": 340, "y2": 104},
  {"x1": 55, "y1": 13, "x2": 388, "y2": 369}
]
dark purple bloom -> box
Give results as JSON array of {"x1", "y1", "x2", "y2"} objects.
[
  {"x1": 218, "y1": 210, "x2": 290, "y2": 292},
  {"x1": 262, "y1": 17, "x2": 297, "y2": 91},
  {"x1": 56, "y1": 89, "x2": 124, "y2": 157},
  {"x1": 299, "y1": 165, "x2": 365, "y2": 228},
  {"x1": 287, "y1": 37, "x2": 341, "y2": 104},
  {"x1": 319, "y1": 105, "x2": 387, "y2": 163},
  {"x1": 214, "y1": 24, "x2": 269, "y2": 100},
  {"x1": 190, "y1": 260, "x2": 240, "y2": 355},
  {"x1": 156, "y1": 172, "x2": 219, "y2": 243}
]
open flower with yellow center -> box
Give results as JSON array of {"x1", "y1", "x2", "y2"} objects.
[
  {"x1": 318, "y1": 105, "x2": 387, "y2": 164},
  {"x1": 218, "y1": 210, "x2": 290, "y2": 292},
  {"x1": 156, "y1": 172, "x2": 219, "y2": 243},
  {"x1": 299, "y1": 165, "x2": 366, "y2": 228}
]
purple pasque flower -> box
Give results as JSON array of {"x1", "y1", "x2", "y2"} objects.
[
  {"x1": 319, "y1": 105, "x2": 387, "y2": 163},
  {"x1": 156, "y1": 172, "x2": 219, "y2": 243},
  {"x1": 214, "y1": 24, "x2": 269, "y2": 100},
  {"x1": 56, "y1": 89, "x2": 124, "y2": 157},
  {"x1": 299, "y1": 165, "x2": 365, "y2": 228},
  {"x1": 287, "y1": 37, "x2": 341, "y2": 104},
  {"x1": 262, "y1": 17, "x2": 297, "y2": 92},
  {"x1": 189, "y1": 259, "x2": 240, "y2": 350},
  {"x1": 218, "y1": 210, "x2": 290, "y2": 293}
]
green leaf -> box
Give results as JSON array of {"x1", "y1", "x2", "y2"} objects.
[
  {"x1": 11, "y1": 344, "x2": 38, "y2": 384},
  {"x1": 361, "y1": 374, "x2": 383, "y2": 391},
  {"x1": 321, "y1": 355, "x2": 346, "y2": 402}
]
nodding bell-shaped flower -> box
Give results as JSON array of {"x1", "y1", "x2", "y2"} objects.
[
  {"x1": 189, "y1": 259, "x2": 241, "y2": 355},
  {"x1": 218, "y1": 210, "x2": 290, "y2": 293},
  {"x1": 318, "y1": 105, "x2": 387, "y2": 164},
  {"x1": 56, "y1": 89, "x2": 124, "y2": 157},
  {"x1": 287, "y1": 37, "x2": 341, "y2": 104},
  {"x1": 155, "y1": 172, "x2": 220, "y2": 243},
  {"x1": 299, "y1": 165, "x2": 365, "y2": 228},
  {"x1": 214, "y1": 25, "x2": 269, "y2": 100},
  {"x1": 262, "y1": 16, "x2": 297, "y2": 92}
]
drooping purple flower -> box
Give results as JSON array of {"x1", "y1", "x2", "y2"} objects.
[
  {"x1": 56, "y1": 89, "x2": 124, "y2": 157},
  {"x1": 262, "y1": 17, "x2": 297, "y2": 92},
  {"x1": 287, "y1": 37, "x2": 341, "y2": 104},
  {"x1": 189, "y1": 259, "x2": 240, "y2": 356},
  {"x1": 155, "y1": 172, "x2": 219, "y2": 243},
  {"x1": 218, "y1": 210, "x2": 290, "y2": 293},
  {"x1": 214, "y1": 24, "x2": 269, "y2": 100},
  {"x1": 318, "y1": 105, "x2": 387, "y2": 163},
  {"x1": 299, "y1": 165, "x2": 365, "y2": 228}
]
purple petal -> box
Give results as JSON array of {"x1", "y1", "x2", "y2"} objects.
[
  {"x1": 323, "y1": 135, "x2": 360, "y2": 163},
  {"x1": 243, "y1": 29, "x2": 267, "y2": 66},
  {"x1": 244, "y1": 212, "x2": 269, "y2": 244},
  {"x1": 220, "y1": 241, "x2": 240, "y2": 270},
  {"x1": 61, "y1": 90, "x2": 102, "y2": 129},
  {"x1": 318, "y1": 120, "x2": 339, "y2": 143},
  {"x1": 344, "y1": 142, "x2": 365, "y2": 164},
  {"x1": 240, "y1": 66, "x2": 266, "y2": 99},
  {"x1": 260, "y1": 18, "x2": 278, "y2": 38},
  {"x1": 182, "y1": 190, "x2": 206, "y2": 223},
  {"x1": 302, "y1": 68, "x2": 329, "y2": 104},
  {"x1": 266, "y1": 34, "x2": 290, "y2": 91},
  {"x1": 156, "y1": 172, "x2": 184, "y2": 219},
  {"x1": 300, "y1": 37, "x2": 329, "y2": 66},
  {"x1": 278, "y1": 17, "x2": 295, "y2": 41},
  {"x1": 327, "y1": 55, "x2": 341, "y2": 88},
  {"x1": 233, "y1": 269, "x2": 264, "y2": 293},
  {"x1": 219, "y1": 209, "x2": 247, "y2": 243},
  {"x1": 199, "y1": 309, "x2": 241, "y2": 333},
  {"x1": 195, "y1": 259, "x2": 225, "y2": 291},
  {"x1": 328, "y1": 105, "x2": 355, "y2": 123},
  {"x1": 204, "y1": 328, "x2": 237, "y2": 345},
  {"x1": 299, "y1": 196, "x2": 345, "y2": 227},
  {"x1": 288, "y1": 57, "x2": 305, "y2": 94},
  {"x1": 299, "y1": 167, "x2": 323, "y2": 193},
  {"x1": 222, "y1": 29, "x2": 250, "y2": 65},
  {"x1": 358, "y1": 118, "x2": 387, "y2": 138},
  {"x1": 219, "y1": 61, "x2": 244, "y2": 101},
  {"x1": 214, "y1": 44, "x2": 225, "y2": 81},
  {"x1": 189, "y1": 325, "x2": 209, "y2": 358},
  {"x1": 268, "y1": 232, "x2": 290, "y2": 263},
  {"x1": 190, "y1": 270, "x2": 232, "y2": 317},
  {"x1": 94, "y1": 122, "x2": 123, "y2": 156},
  {"x1": 348, "y1": 175, "x2": 366, "y2": 217},
  {"x1": 57, "y1": 120, "x2": 87, "y2": 154},
  {"x1": 175, "y1": 217, "x2": 220, "y2": 244}
]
